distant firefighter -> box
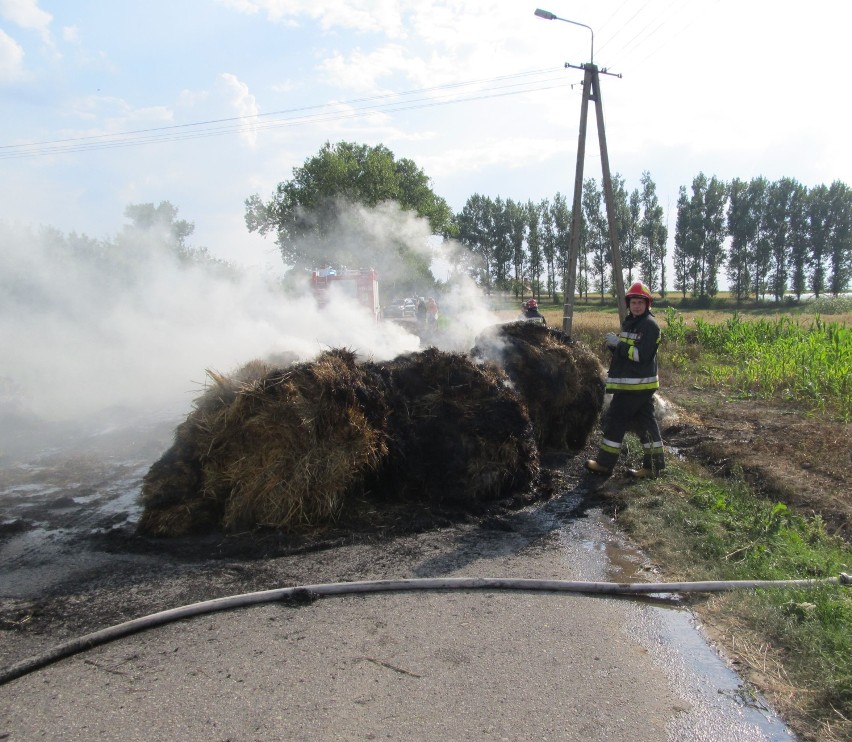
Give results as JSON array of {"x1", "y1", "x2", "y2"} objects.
[
  {"x1": 426, "y1": 297, "x2": 439, "y2": 328},
  {"x1": 519, "y1": 298, "x2": 546, "y2": 326}
]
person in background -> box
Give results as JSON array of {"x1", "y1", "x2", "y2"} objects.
[
  {"x1": 519, "y1": 298, "x2": 547, "y2": 326},
  {"x1": 585, "y1": 281, "x2": 665, "y2": 478},
  {"x1": 415, "y1": 297, "x2": 427, "y2": 330},
  {"x1": 425, "y1": 297, "x2": 439, "y2": 329}
]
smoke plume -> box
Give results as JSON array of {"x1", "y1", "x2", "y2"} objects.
[{"x1": 0, "y1": 207, "x2": 498, "y2": 430}]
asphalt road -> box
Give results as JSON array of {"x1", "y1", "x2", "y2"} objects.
[{"x1": 0, "y1": 498, "x2": 795, "y2": 742}]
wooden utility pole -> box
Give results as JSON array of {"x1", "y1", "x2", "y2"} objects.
[{"x1": 563, "y1": 62, "x2": 626, "y2": 336}]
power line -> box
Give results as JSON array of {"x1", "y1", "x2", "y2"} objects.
[
  {"x1": 1, "y1": 81, "x2": 578, "y2": 159},
  {"x1": 604, "y1": 2, "x2": 714, "y2": 71},
  {"x1": 606, "y1": 1, "x2": 680, "y2": 60},
  {"x1": 0, "y1": 68, "x2": 577, "y2": 160},
  {"x1": 594, "y1": 0, "x2": 653, "y2": 59},
  {"x1": 1, "y1": 67, "x2": 562, "y2": 151}
]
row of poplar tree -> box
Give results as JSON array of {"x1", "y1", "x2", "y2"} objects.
[{"x1": 455, "y1": 172, "x2": 851, "y2": 302}]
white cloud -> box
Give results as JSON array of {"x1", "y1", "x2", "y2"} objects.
[
  {"x1": 218, "y1": 0, "x2": 406, "y2": 36},
  {"x1": 61, "y1": 25, "x2": 78, "y2": 43},
  {"x1": 420, "y1": 136, "x2": 573, "y2": 180},
  {"x1": 314, "y1": 0, "x2": 405, "y2": 37},
  {"x1": 319, "y1": 44, "x2": 416, "y2": 92},
  {"x1": 64, "y1": 95, "x2": 174, "y2": 134},
  {"x1": 270, "y1": 79, "x2": 297, "y2": 94},
  {"x1": 0, "y1": 27, "x2": 24, "y2": 81},
  {"x1": 216, "y1": 0, "x2": 261, "y2": 15},
  {"x1": 218, "y1": 73, "x2": 260, "y2": 147},
  {"x1": 289, "y1": 3, "x2": 554, "y2": 98},
  {"x1": 177, "y1": 88, "x2": 210, "y2": 108},
  {"x1": 0, "y1": 0, "x2": 53, "y2": 46}
]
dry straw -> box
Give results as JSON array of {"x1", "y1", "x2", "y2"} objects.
[{"x1": 139, "y1": 324, "x2": 606, "y2": 536}]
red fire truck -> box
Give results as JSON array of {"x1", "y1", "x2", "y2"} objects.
[{"x1": 310, "y1": 267, "x2": 380, "y2": 323}]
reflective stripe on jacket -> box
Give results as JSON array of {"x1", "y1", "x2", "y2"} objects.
[{"x1": 605, "y1": 309, "x2": 661, "y2": 392}]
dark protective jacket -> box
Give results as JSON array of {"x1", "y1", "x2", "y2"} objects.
[
  {"x1": 520, "y1": 308, "x2": 547, "y2": 326},
  {"x1": 606, "y1": 309, "x2": 660, "y2": 392}
]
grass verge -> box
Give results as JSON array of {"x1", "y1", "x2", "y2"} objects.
[
  {"x1": 608, "y1": 455, "x2": 852, "y2": 741},
  {"x1": 540, "y1": 301, "x2": 850, "y2": 737}
]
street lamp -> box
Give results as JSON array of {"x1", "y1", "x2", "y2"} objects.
[{"x1": 534, "y1": 8, "x2": 594, "y2": 65}]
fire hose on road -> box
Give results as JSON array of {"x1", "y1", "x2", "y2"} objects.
[{"x1": 2, "y1": 573, "x2": 849, "y2": 686}]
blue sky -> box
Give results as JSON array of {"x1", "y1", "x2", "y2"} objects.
[{"x1": 2, "y1": 0, "x2": 851, "y2": 272}]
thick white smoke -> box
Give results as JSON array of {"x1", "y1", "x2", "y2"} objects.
[{"x1": 0, "y1": 206, "x2": 499, "y2": 427}]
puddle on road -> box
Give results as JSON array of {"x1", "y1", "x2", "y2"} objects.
[
  {"x1": 553, "y1": 502, "x2": 796, "y2": 741},
  {"x1": 646, "y1": 605, "x2": 795, "y2": 742},
  {"x1": 0, "y1": 414, "x2": 176, "y2": 599}
]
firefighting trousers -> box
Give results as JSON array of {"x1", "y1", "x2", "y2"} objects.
[{"x1": 595, "y1": 390, "x2": 665, "y2": 471}]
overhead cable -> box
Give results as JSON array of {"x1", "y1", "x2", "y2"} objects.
[{"x1": 0, "y1": 69, "x2": 575, "y2": 160}]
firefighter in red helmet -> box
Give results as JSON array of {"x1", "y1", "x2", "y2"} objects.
[
  {"x1": 585, "y1": 281, "x2": 665, "y2": 478},
  {"x1": 519, "y1": 298, "x2": 547, "y2": 326}
]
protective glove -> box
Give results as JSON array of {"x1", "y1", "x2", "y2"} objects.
[{"x1": 605, "y1": 332, "x2": 619, "y2": 349}]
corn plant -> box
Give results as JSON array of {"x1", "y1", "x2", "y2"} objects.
[{"x1": 687, "y1": 313, "x2": 851, "y2": 420}]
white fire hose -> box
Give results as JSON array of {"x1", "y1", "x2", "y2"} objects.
[{"x1": 2, "y1": 573, "x2": 849, "y2": 686}]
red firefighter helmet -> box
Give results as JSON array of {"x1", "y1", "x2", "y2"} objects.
[
  {"x1": 625, "y1": 281, "x2": 653, "y2": 307},
  {"x1": 524, "y1": 298, "x2": 538, "y2": 310}
]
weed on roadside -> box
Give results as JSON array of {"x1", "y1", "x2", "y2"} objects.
[{"x1": 610, "y1": 462, "x2": 852, "y2": 741}]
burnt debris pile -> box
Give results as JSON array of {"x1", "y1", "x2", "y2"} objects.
[
  {"x1": 138, "y1": 323, "x2": 605, "y2": 537},
  {"x1": 472, "y1": 322, "x2": 606, "y2": 450},
  {"x1": 369, "y1": 347, "x2": 539, "y2": 509}
]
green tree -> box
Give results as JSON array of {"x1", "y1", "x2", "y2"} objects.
[
  {"x1": 747, "y1": 177, "x2": 773, "y2": 300},
  {"x1": 702, "y1": 176, "x2": 726, "y2": 297},
  {"x1": 550, "y1": 193, "x2": 571, "y2": 300},
  {"x1": 827, "y1": 180, "x2": 852, "y2": 295},
  {"x1": 639, "y1": 171, "x2": 665, "y2": 292},
  {"x1": 686, "y1": 174, "x2": 708, "y2": 295},
  {"x1": 526, "y1": 200, "x2": 544, "y2": 300},
  {"x1": 807, "y1": 184, "x2": 831, "y2": 297},
  {"x1": 655, "y1": 218, "x2": 669, "y2": 297},
  {"x1": 490, "y1": 196, "x2": 513, "y2": 291},
  {"x1": 673, "y1": 186, "x2": 692, "y2": 298},
  {"x1": 726, "y1": 178, "x2": 754, "y2": 303},
  {"x1": 123, "y1": 201, "x2": 195, "y2": 251},
  {"x1": 582, "y1": 178, "x2": 608, "y2": 302},
  {"x1": 506, "y1": 198, "x2": 528, "y2": 297},
  {"x1": 682, "y1": 173, "x2": 726, "y2": 298},
  {"x1": 539, "y1": 197, "x2": 557, "y2": 300},
  {"x1": 765, "y1": 178, "x2": 797, "y2": 301},
  {"x1": 245, "y1": 141, "x2": 453, "y2": 273},
  {"x1": 622, "y1": 188, "x2": 641, "y2": 283},
  {"x1": 788, "y1": 182, "x2": 810, "y2": 300},
  {"x1": 457, "y1": 193, "x2": 495, "y2": 290}
]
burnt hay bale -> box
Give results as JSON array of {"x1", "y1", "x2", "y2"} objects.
[
  {"x1": 471, "y1": 322, "x2": 606, "y2": 450},
  {"x1": 367, "y1": 348, "x2": 538, "y2": 508},
  {"x1": 139, "y1": 346, "x2": 541, "y2": 536},
  {"x1": 137, "y1": 368, "x2": 246, "y2": 536},
  {"x1": 138, "y1": 350, "x2": 392, "y2": 537}
]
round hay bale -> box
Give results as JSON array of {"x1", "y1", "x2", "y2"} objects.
[
  {"x1": 139, "y1": 346, "x2": 543, "y2": 537},
  {"x1": 471, "y1": 322, "x2": 606, "y2": 450},
  {"x1": 369, "y1": 348, "x2": 539, "y2": 507},
  {"x1": 137, "y1": 367, "x2": 249, "y2": 536},
  {"x1": 138, "y1": 350, "x2": 392, "y2": 537}
]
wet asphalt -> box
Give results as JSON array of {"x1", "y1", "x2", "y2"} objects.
[{"x1": 0, "y1": 421, "x2": 797, "y2": 741}]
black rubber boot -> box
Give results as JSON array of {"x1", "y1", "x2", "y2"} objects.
[{"x1": 585, "y1": 459, "x2": 612, "y2": 475}]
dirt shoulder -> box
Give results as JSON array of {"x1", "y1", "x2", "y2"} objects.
[
  {"x1": 650, "y1": 381, "x2": 851, "y2": 742},
  {"x1": 660, "y1": 380, "x2": 851, "y2": 541}
]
